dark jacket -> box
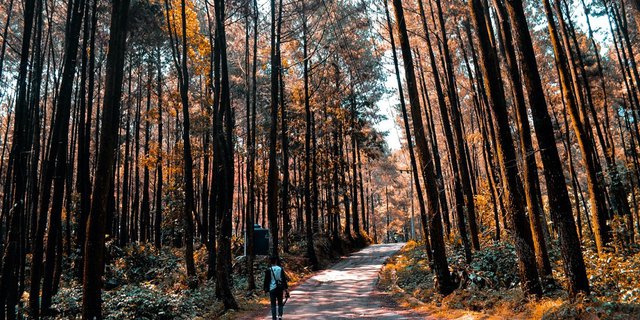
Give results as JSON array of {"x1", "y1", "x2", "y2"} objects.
[{"x1": 263, "y1": 266, "x2": 289, "y2": 292}]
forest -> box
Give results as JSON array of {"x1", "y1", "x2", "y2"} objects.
[{"x1": 0, "y1": 0, "x2": 639, "y2": 318}]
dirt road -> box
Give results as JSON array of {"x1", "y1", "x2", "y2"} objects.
[{"x1": 262, "y1": 243, "x2": 419, "y2": 319}]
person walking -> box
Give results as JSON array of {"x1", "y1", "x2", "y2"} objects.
[{"x1": 264, "y1": 256, "x2": 290, "y2": 320}]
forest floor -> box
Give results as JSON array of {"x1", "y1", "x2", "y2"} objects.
[
  {"x1": 39, "y1": 233, "x2": 369, "y2": 319},
  {"x1": 378, "y1": 239, "x2": 640, "y2": 319},
  {"x1": 35, "y1": 233, "x2": 640, "y2": 319}
]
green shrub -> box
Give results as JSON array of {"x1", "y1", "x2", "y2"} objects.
[{"x1": 104, "y1": 285, "x2": 177, "y2": 320}]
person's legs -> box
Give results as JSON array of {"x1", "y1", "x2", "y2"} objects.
[
  {"x1": 269, "y1": 290, "x2": 277, "y2": 320},
  {"x1": 276, "y1": 288, "x2": 284, "y2": 318}
]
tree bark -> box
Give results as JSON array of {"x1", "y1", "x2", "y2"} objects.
[
  {"x1": 468, "y1": 0, "x2": 542, "y2": 296},
  {"x1": 302, "y1": 6, "x2": 319, "y2": 269},
  {"x1": 0, "y1": 0, "x2": 35, "y2": 314},
  {"x1": 267, "y1": 0, "x2": 280, "y2": 258},
  {"x1": 384, "y1": 1, "x2": 433, "y2": 261},
  {"x1": 33, "y1": 0, "x2": 85, "y2": 313},
  {"x1": 491, "y1": 0, "x2": 552, "y2": 279},
  {"x1": 416, "y1": 0, "x2": 472, "y2": 262},
  {"x1": 212, "y1": 0, "x2": 238, "y2": 309},
  {"x1": 140, "y1": 65, "x2": 152, "y2": 243},
  {"x1": 432, "y1": 0, "x2": 480, "y2": 251},
  {"x1": 390, "y1": 0, "x2": 455, "y2": 295},
  {"x1": 542, "y1": 0, "x2": 609, "y2": 255},
  {"x1": 82, "y1": 0, "x2": 131, "y2": 316},
  {"x1": 155, "y1": 47, "x2": 163, "y2": 248}
]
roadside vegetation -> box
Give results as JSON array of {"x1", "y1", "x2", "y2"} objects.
[
  {"x1": 42, "y1": 234, "x2": 364, "y2": 319},
  {"x1": 379, "y1": 241, "x2": 640, "y2": 319}
]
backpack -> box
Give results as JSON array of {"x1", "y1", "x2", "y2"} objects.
[{"x1": 271, "y1": 267, "x2": 285, "y2": 290}]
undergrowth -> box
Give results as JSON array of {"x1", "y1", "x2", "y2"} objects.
[
  {"x1": 37, "y1": 233, "x2": 366, "y2": 319},
  {"x1": 378, "y1": 239, "x2": 640, "y2": 319}
]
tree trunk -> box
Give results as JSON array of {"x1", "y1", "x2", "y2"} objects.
[
  {"x1": 390, "y1": 0, "x2": 455, "y2": 295},
  {"x1": 301, "y1": 6, "x2": 319, "y2": 269},
  {"x1": 542, "y1": 0, "x2": 609, "y2": 255},
  {"x1": 177, "y1": 0, "x2": 197, "y2": 284},
  {"x1": 506, "y1": 0, "x2": 591, "y2": 295},
  {"x1": 384, "y1": 2, "x2": 433, "y2": 260},
  {"x1": 77, "y1": 0, "x2": 98, "y2": 274},
  {"x1": 212, "y1": 0, "x2": 238, "y2": 310},
  {"x1": 491, "y1": 0, "x2": 552, "y2": 279},
  {"x1": 432, "y1": 0, "x2": 480, "y2": 251},
  {"x1": 0, "y1": 0, "x2": 35, "y2": 314},
  {"x1": 456, "y1": 24, "x2": 501, "y2": 241},
  {"x1": 312, "y1": 112, "x2": 320, "y2": 235},
  {"x1": 469, "y1": 0, "x2": 542, "y2": 296},
  {"x1": 155, "y1": 47, "x2": 163, "y2": 248},
  {"x1": 140, "y1": 65, "x2": 152, "y2": 243},
  {"x1": 416, "y1": 0, "x2": 472, "y2": 262},
  {"x1": 415, "y1": 54, "x2": 451, "y2": 239},
  {"x1": 82, "y1": 0, "x2": 131, "y2": 316},
  {"x1": 33, "y1": 0, "x2": 85, "y2": 313},
  {"x1": 244, "y1": 0, "x2": 257, "y2": 291},
  {"x1": 266, "y1": 0, "x2": 280, "y2": 258}
]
